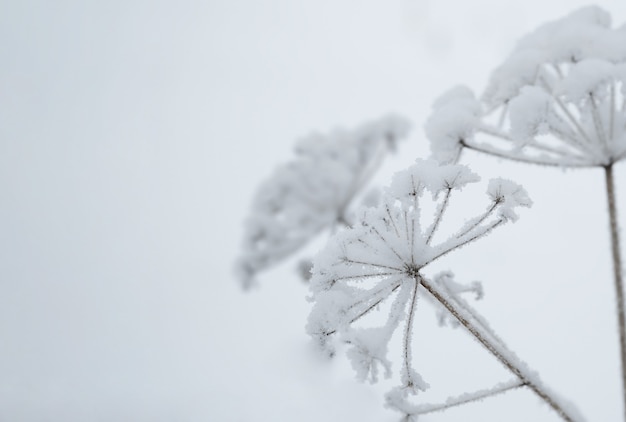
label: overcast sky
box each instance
[2,1,626,421]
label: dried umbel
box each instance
[306,160,579,421]
[427,6,626,168]
[236,114,411,288]
[307,160,529,354]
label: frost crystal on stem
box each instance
[308,160,579,421]
[235,115,411,288]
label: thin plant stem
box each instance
[403,278,420,388]
[460,141,561,167]
[610,83,616,141]
[385,204,401,237]
[324,280,403,336]
[605,164,626,421]
[429,219,505,265]
[497,103,508,129]
[456,201,499,238]
[356,238,403,267]
[554,97,592,145]
[349,283,402,324]
[478,125,586,160]
[420,277,583,422]
[590,93,609,153]
[330,271,397,282]
[460,140,596,168]
[551,63,564,79]
[410,177,420,263]
[452,145,464,164]
[371,226,405,263]
[540,78,595,148]
[441,283,508,350]
[535,76,596,156]
[426,188,452,245]
[342,257,403,272]
[410,379,525,416]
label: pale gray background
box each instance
[1,1,626,421]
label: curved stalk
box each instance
[605,164,626,421]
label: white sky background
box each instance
[2,0,626,421]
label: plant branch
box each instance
[456,201,499,238]
[330,271,398,283]
[539,76,596,149]
[610,83,616,141]
[426,188,453,245]
[440,281,508,350]
[590,93,609,153]
[428,219,505,266]
[410,177,420,264]
[420,276,584,422]
[478,125,587,161]
[534,75,596,159]
[347,282,402,326]
[371,226,406,263]
[552,97,599,156]
[324,280,403,336]
[385,204,401,238]
[497,103,508,129]
[605,164,626,421]
[402,277,420,389]
[343,257,404,272]
[409,379,525,416]
[460,140,594,168]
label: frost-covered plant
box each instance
[307,160,581,421]
[234,6,626,421]
[427,6,626,168]
[427,6,626,416]
[236,114,411,288]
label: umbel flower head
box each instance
[307,160,531,400]
[235,114,411,289]
[427,6,626,167]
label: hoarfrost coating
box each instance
[235,114,411,288]
[428,5,626,168]
[306,160,551,419]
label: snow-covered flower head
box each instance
[307,160,531,406]
[428,6,626,168]
[236,114,411,288]
[425,86,482,164]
